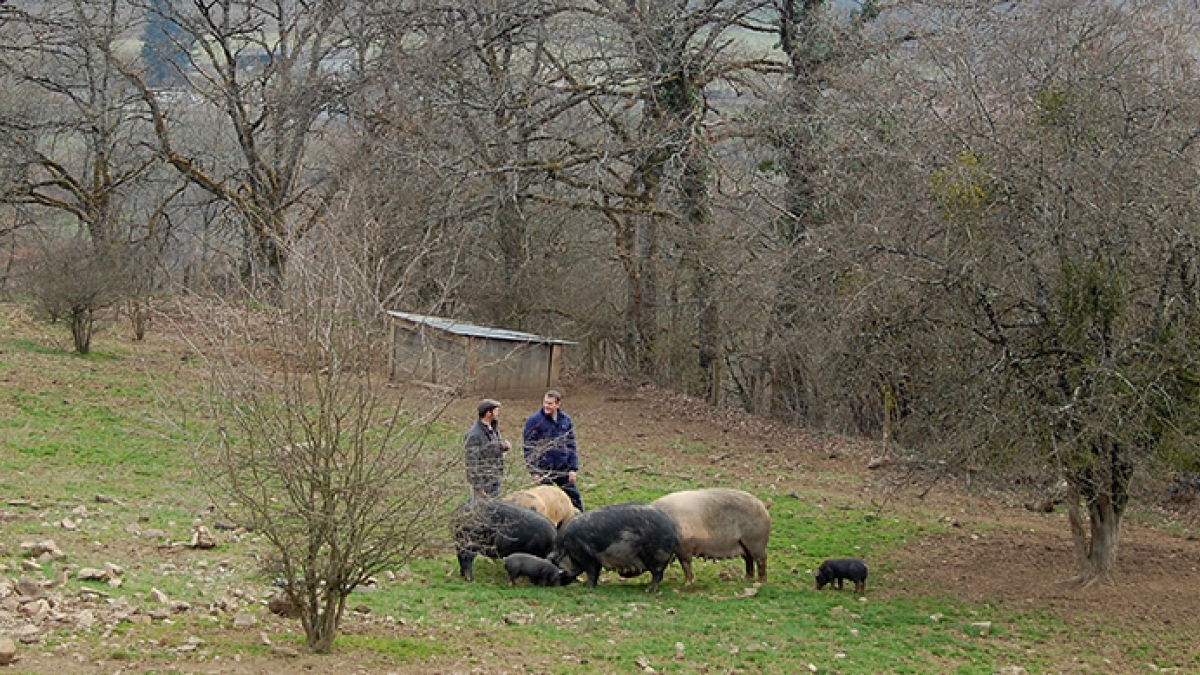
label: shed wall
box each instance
[389,318,565,393]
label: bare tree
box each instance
[829,0,1200,585]
[122,0,377,296]
[185,242,459,652]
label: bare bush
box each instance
[183,252,459,653]
[24,239,140,353]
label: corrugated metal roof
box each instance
[388,311,576,345]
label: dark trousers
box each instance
[539,472,583,511]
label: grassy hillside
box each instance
[0,303,1196,674]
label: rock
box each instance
[970,621,992,636]
[0,637,14,665]
[95,494,117,504]
[20,540,65,560]
[14,578,46,598]
[188,526,216,549]
[11,625,39,644]
[233,612,257,628]
[59,519,78,531]
[267,592,301,619]
[258,632,272,646]
[104,562,124,577]
[150,588,170,604]
[273,646,300,657]
[74,609,96,629]
[77,568,109,581]
[502,612,534,626]
[20,599,49,618]
[21,560,41,572]
[140,529,167,540]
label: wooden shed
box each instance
[388,311,574,393]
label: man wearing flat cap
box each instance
[464,398,511,498]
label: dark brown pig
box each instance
[650,488,771,585]
[452,499,557,582]
[548,503,680,592]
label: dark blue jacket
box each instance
[522,409,577,473]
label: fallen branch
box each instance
[623,465,693,480]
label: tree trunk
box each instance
[1064,442,1131,586]
[71,306,95,354]
[301,589,347,654]
[243,225,287,300]
[1066,482,1121,586]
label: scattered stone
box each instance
[0,637,14,665]
[970,621,992,636]
[188,525,216,549]
[20,599,49,618]
[929,613,944,622]
[59,519,78,531]
[148,608,172,620]
[15,578,45,598]
[74,609,96,629]
[140,529,167,540]
[76,568,109,582]
[233,612,257,628]
[94,494,117,504]
[258,632,272,646]
[502,612,534,626]
[11,625,39,644]
[996,667,1027,675]
[635,656,657,674]
[20,560,41,572]
[273,646,300,657]
[267,592,300,619]
[150,588,170,604]
[736,587,758,599]
[104,562,124,577]
[20,540,65,560]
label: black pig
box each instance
[815,557,868,593]
[503,552,575,587]
[548,503,680,592]
[452,499,557,582]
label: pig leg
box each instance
[583,562,602,588]
[854,579,865,594]
[679,554,695,585]
[458,551,477,582]
[647,567,665,593]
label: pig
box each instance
[503,485,580,528]
[815,557,868,593]
[452,499,557,582]
[650,488,771,585]
[548,502,681,592]
[503,552,576,587]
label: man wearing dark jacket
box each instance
[522,389,582,511]
[464,399,511,498]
